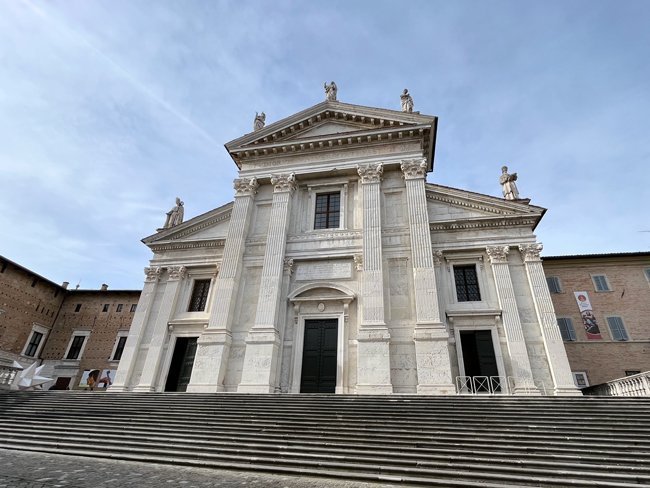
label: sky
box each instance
[1,0,649,290]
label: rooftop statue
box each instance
[400,89,414,113]
[324,81,337,101]
[500,166,520,200]
[164,197,184,229]
[253,112,266,131]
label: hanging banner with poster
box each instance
[574,291,602,339]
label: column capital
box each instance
[400,158,428,180]
[357,163,383,184]
[270,172,297,193]
[233,177,259,197]
[519,243,543,262]
[283,258,294,276]
[144,266,163,282]
[486,245,510,264]
[432,250,444,265]
[167,265,187,281]
[353,253,363,271]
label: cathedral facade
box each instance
[112,95,578,396]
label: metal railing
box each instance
[456,376,507,394]
[583,371,650,396]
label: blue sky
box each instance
[1,1,649,290]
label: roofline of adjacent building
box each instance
[0,255,66,291]
[542,251,650,261]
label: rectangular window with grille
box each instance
[188,279,211,312]
[314,192,340,230]
[592,274,611,292]
[25,331,43,357]
[112,336,127,361]
[546,276,562,293]
[130,304,137,313]
[606,316,629,341]
[454,265,481,302]
[557,318,576,341]
[66,335,86,360]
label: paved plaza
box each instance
[0,449,396,488]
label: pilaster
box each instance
[187,177,258,392]
[134,266,186,392]
[356,163,392,394]
[519,243,581,396]
[110,266,162,391]
[486,245,538,395]
[401,159,454,394]
[239,173,296,393]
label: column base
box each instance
[186,383,223,393]
[131,385,156,393]
[553,386,583,396]
[238,329,281,393]
[187,329,231,392]
[417,384,456,395]
[357,326,392,393]
[414,327,455,395]
[107,385,129,392]
[356,384,393,394]
[237,384,277,394]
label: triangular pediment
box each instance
[142,202,233,250]
[282,120,378,140]
[426,184,545,230]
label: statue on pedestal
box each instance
[253,112,266,131]
[324,81,337,101]
[500,166,520,200]
[164,197,184,229]
[400,89,414,113]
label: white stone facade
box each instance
[112,100,579,396]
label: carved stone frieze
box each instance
[400,159,428,180]
[144,266,163,282]
[486,245,510,264]
[432,250,444,265]
[233,177,259,197]
[357,163,383,184]
[283,258,294,276]
[353,254,363,271]
[270,173,297,193]
[519,243,543,262]
[167,265,188,281]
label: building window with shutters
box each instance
[314,192,341,230]
[546,276,562,293]
[591,274,611,292]
[64,332,90,360]
[606,316,629,341]
[453,265,481,302]
[557,318,576,341]
[188,279,211,312]
[110,333,129,361]
[24,332,43,357]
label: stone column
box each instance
[401,159,455,394]
[356,163,392,394]
[239,173,296,393]
[486,245,538,395]
[519,243,580,396]
[187,177,258,393]
[134,266,187,392]
[110,266,162,391]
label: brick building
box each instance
[0,255,140,390]
[543,252,650,387]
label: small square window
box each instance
[572,372,589,388]
[130,304,137,313]
[592,274,611,292]
[314,192,341,230]
[74,304,82,313]
[116,304,123,313]
[188,279,211,312]
[31,278,37,287]
[606,316,629,341]
[102,304,109,313]
[25,331,44,357]
[546,276,562,293]
[557,318,576,341]
[453,265,481,302]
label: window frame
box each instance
[572,372,589,388]
[606,316,629,341]
[557,317,577,342]
[307,181,348,232]
[591,274,611,292]
[546,276,562,294]
[188,279,211,312]
[313,191,341,230]
[63,330,91,360]
[116,304,123,313]
[22,323,50,358]
[453,264,482,302]
[130,304,137,313]
[102,304,109,313]
[109,331,129,361]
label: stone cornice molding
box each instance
[286,230,362,242]
[429,216,538,232]
[519,243,543,262]
[357,163,383,184]
[270,173,297,193]
[400,158,428,180]
[167,266,188,281]
[144,266,163,282]
[233,177,259,197]
[149,239,226,252]
[486,245,510,264]
[427,193,516,215]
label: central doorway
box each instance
[300,319,338,393]
[165,337,198,392]
[460,330,500,392]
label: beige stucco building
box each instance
[111,96,578,396]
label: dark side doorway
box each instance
[460,330,499,391]
[300,319,337,393]
[165,337,198,392]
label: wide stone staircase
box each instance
[0,392,649,487]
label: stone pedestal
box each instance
[187,330,232,393]
[519,243,581,396]
[356,328,393,394]
[486,246,539,395]
[238,174,295,393]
